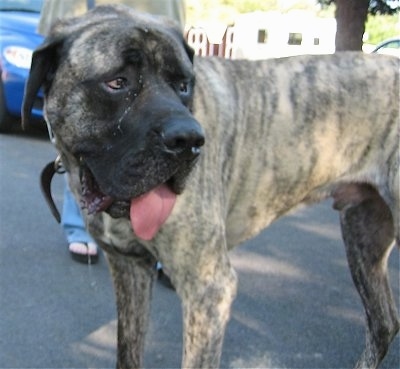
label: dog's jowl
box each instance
[22,4,399,369]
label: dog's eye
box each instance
[179,82,190,96]
[177,81,192,98]
[105,77,128,90]
[179,82,188,94]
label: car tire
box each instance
[0,81,14,133]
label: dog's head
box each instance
[22,4,205,240]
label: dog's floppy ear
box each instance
[184,39,194,64]
[21,36,62,130]
[165,23,194,64]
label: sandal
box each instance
[69,242,99,264]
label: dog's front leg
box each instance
[105,248,156,369]
[172,241,238,369]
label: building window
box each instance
[314,37,320,46]
[258,29,268,44]
[288,32,302,45]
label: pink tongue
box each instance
[130,184,177,241]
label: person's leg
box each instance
[62,178,98,262]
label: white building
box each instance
[231,11,336,60]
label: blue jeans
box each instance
[62,179,95,244]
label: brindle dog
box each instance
[22,4,399,369]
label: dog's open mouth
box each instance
[80,164,181,241]
[129,184,176,241]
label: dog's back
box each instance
[192,52,399,246]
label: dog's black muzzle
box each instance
[155,116,205,159]
[77,108,205,218]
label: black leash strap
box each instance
[40,155,65,223]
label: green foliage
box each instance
[186,0,319,25]
[317,3,335,17]
[318,0,399,14]
[186,0,280,26]
[186,0,238,25]
[365,13,399,44]
[221,0,279,13]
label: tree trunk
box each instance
[335,0,369,51]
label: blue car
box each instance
[0,0,44,132]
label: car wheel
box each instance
[0,81,13,133]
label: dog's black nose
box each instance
[161,118,205,156]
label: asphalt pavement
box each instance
[0,125,399,369]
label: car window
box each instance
[374,40,400,57]
[0,0,43,12]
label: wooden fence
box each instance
[186,26,235,59]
